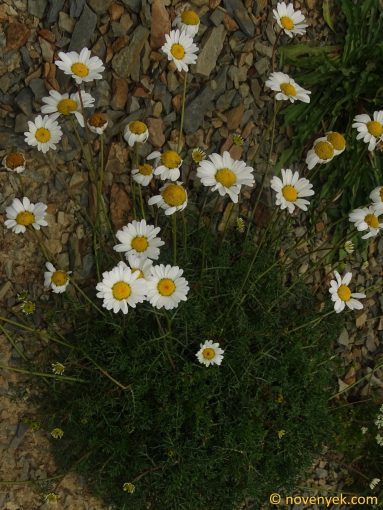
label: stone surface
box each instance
[88,0,114,14]
[226,103,244,130]
[27,0,48,18]
[195,25,226,78]
[46,0,65,23]
[68,4,98,51]
[120,0,141,13]
[111,78,129,110]
[112,26,149,79]
[15,88,33,116]
[147,117,165,147]
[69,0,86,18]
[223,0,254,37]
[6,22,31,51]
[150,0,171,49]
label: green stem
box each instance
[177,72,188,154]
[286,310,335,335]
[0,363,87,383]
[0,324,28,361]
[71,280,107,317]
[172,214,177,265]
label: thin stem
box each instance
[286,310,335,335]
[177,72,188,154]
[0,363,87,383]
[271,28,283,71]
[0,324,28,361]
[172,214,177,265]
[71,280,107,317]
[29,227,54,262]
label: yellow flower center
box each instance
[327,132,346,151]
[280,82,296,97]
[161,150,182,169]
[367,120,383,138]
[16,211,35,226]
[131,268,144,279]
[129,120,147,135]
[162,184,187,207]
[51,271,68,286]
[112,281,132,300]
[71,62,89,78]
[202,347,215,360]
[314,141,334,160]
[171,43,185,60]
[191,148,206,163]
[131,236,149,252]
[35,127,51,143]
[215,168,237,188]
[138,163,153,176]
[157,278,176,296]
[282,185,298,202]
[337,284,351,302]
[57,98,78,115]
[181,9,200,25]
[365,213,379,229]
[5,152,24,169]
[280,15,294,30]
[88,112,107,128]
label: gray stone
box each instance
[69,4,97,51]
[29,79,47,101]
[88,0,113,13]
[69,0,86,18]
[255,56,269,76]
[184,66,228,134]
[15,88,34,116]
[15,114,29,133]
[210,8,225,26]
[112,26,149,79]
[111,21,127,37]
[28,0,48,18]
[20,47,33,69]
[216,89,237,111]
[223,0,254,37]
[46,0,65,23]
[59,11,76,33]
[0,75,12,94]
[120,0,141,13]
[8,422,29,449]
[95,80,111,107]
[195,25,226,78]
[254,41,272,58]
[153,81,172,114]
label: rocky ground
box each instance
[0,0,382,508]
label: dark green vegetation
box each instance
[279,0,383,213]
[44,237,341,510]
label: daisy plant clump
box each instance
[4,4,382,510]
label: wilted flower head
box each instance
[51,427,64,439]
[124,121,149,147]
[44,492,59,504]
[2,152,26,173]
[232,134,244,146]
[87,112,108,134]
[344,240,355,255]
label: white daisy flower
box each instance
[329,271,366,314]
[148,181,188,216]
[44,262,71,293]
[265,72,311,103]
[196,151,254,203]
[270,168,314,214]
[2,152,26,173]
[369,186,383,213]
[349,206,383,239]
[196,340,224,367]
[87,112,108,134]
[55,47,105,85]
[123,121,149,147]
[326,131,346,155]
[96,261,147,314]
[4,197,48,234]
[161,29,198,73]
[305,137,335,170]
[174,9,200,37]
[24,115,63,154]
[273,2,308,37]
[147,150,183,182]
[113,219,165,260]
[352,111,383,151]
[41,90,94,128]
[126,254,153,280]
[132,159,155,187]
[147,264,189,310]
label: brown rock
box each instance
[229,144,243,160]
[223,13,239,32]
[147,117,165,148]
[110,184,131,229]
[109,2,125,20]
[226,103,244,130]
[150,0,170,49]
[111,78,128,110]
[6,22,31,51]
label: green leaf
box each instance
[323,0,335,32]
